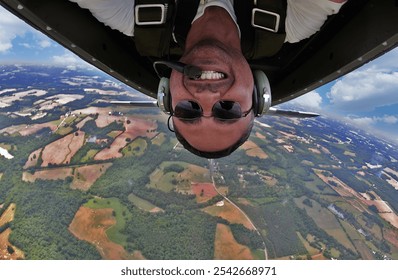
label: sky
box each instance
[0,6,398,144]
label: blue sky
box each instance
[1,6,398,144]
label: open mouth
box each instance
[198,70,226,80]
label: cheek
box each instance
[169,71,188,106]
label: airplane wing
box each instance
[0,0,397,106]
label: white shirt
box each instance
[69,0,346,43]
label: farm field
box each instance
[1,65,398,260]
[0,204,24,260]
[214,223,256,260]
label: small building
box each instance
[216,201,224,207]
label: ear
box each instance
[252,70,271,117]
[157,77,172,114]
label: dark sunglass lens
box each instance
[174,101,202,119]
[213,101,242,119]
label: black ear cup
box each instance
[252,70,271,117]
[156,70,271,117]
[157,77,172,114]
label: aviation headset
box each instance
[154,61,272,118]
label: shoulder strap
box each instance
[133,0,177,57]
[235,0,287,59]
[172,0,201,50]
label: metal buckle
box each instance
[251,8,280,33]
[135,4,167,26]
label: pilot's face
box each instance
[170,40,254,153]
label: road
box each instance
[209,159,269,260]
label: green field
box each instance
[122,138,147,157]
[85,197,132,246]
[128,193,161,212]
[294,196,356,253]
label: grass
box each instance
[304,173,336,195]
[128,193,159,212]
[107,130,122,138]
[81,149,99,163]
[294,196,356,252]
[122,138,147,157]
[297,232,319,255]
[148,161,190,193]
[84,197,132,246]
[151,133,166,146]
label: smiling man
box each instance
[69,0,347,158]
[169,5,254,158]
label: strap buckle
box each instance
[251,8,280,33]
[135,4,168,26]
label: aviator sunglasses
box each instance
[172,100,252,122]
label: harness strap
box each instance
[173,0,201,50]
[236,0,287,59]
[133,0,176,57]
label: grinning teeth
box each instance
[200,71,225,80]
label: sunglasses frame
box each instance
[172,100,252,122]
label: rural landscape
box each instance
[1,65,398,260]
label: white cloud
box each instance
[52,51,95,70]
[377,115,398,124]
[19,43,32,49]
[345,116,376,128]
[345,115,398,128]
[38,39,51,48]
[0,6,31,53]
[287,91,323,110]
[328,68,398,112]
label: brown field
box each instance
[69,206,144,260]
[311,252,328,260]
[72,106,110,116]
[0,122,58,136]
[384,228,398,249]
[255,132,266,140]
[203,200,255,230]
[95,114,124,128]
[0,203,15,226]
[191,182,218,203]
[41,131,85,166]
[240,140,268,159]
[22,163,111,191]
[71,163,113,191]
[0,203,24,260]
[0,228,25,260]
[94,118,157,161]
[380,213,398,229]
[214,223,255,260]
[308,148,321,154]
[23,148,43,169]
[22,167,73,182]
